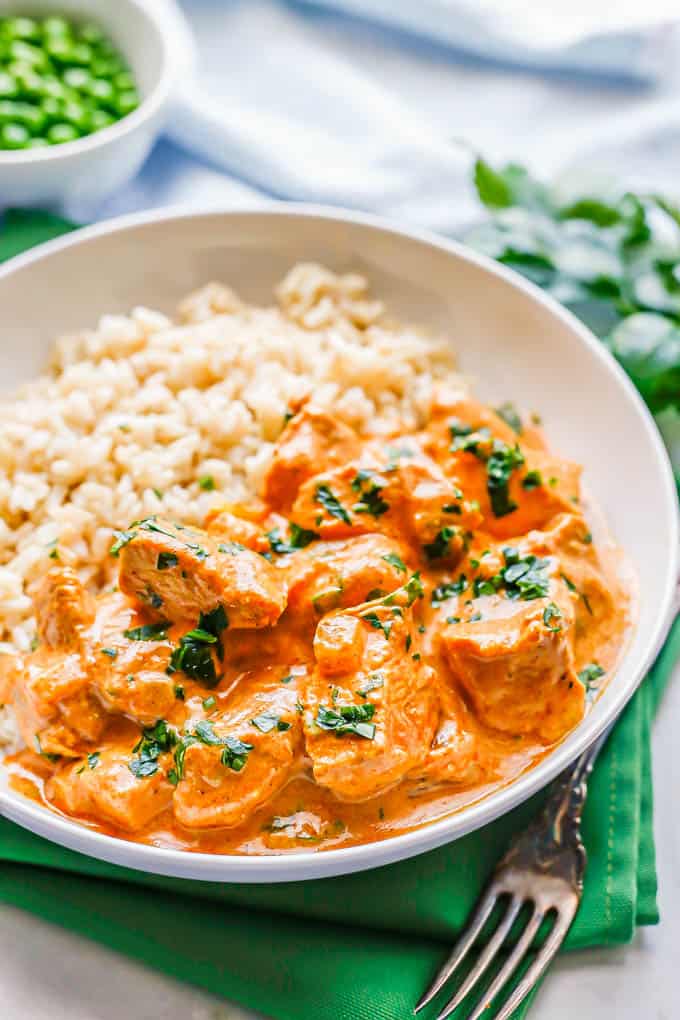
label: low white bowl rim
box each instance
[0,201,677,882]
[0,0,191,164]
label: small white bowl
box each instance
[0,0,193,206]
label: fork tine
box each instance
[492,903,577,1020]
[465,906,544,1020]
[413,887,498,1014]
[434,895,523,1020]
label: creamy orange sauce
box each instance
[4,395,634,854]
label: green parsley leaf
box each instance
[157,552,178,570]
[198,475,215,491]
[315,484,351,524]
[578,662,605,690]
[431,576,467,606]
[381,552,407,574]
[124,621,170,641]
[315,703,376,740]
[543,602,562,632]
[521,470,543,490]
[495,402,523,434]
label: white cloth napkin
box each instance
[67,0,680,235]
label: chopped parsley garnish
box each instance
[382,552,407,574]
[129,719,177,779]
[431,576,467,606]
[251,711,291,734]
[34,735,60,763]
[582,532,593,545]
[174,685,185,700]
[560,573,577,592]
[543,602,562,632]
[357,673,385,697]
[87,751,100,770]
[167,605,229,686]
[280,674,293,684]
[157,552,179,570]
[578,662,605,690]
[362,611,392,640]
[449,417,474,438]
[521,470,543,490]
[198,475,215,491]
[500,548,551,600]
[442,502,462,515]
[495,402,523,434]
[424,526,457,560]
[351,471,390,517]
[382,573,424,608]
[446,615,461,624]
[473,575,503,597]
[218,541,246,555]
[109,529,135,557]
[101,647,118,658]
[452,429,525,517]
[486,441,525,516]
[315,703,376,740]
[124,621,170,642]
[315,484,351,524]
[174,721,254,774]
[267,522,319,554]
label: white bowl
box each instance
[0,0,193,206]
[0,205,677,882]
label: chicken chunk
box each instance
[262,406,361,510]
[284,533,412,619]
[33,566,95,651]
[173,669,302,829]
[48,747,173,831]
[12,569,106,757]
[409,680,501,788]
[440,577,583,743]
[86,594,177,726]
[302,586,438,800]
[117,517,286,629]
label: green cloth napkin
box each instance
[1,209,679,1020]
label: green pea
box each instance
[0,17,41,42]
[0,121,30,148]
[78,23,106,47]
[40,96,63,124]
[8,63,45,98]
[90,56,124,78]
[114,90,139,117]
[62,67,90,91]
[65,42,93,67]
[46,122,79,144]
[87,78,115,106]
[44,37,73,63]
[26,136,49,148]
[61,100,90,132]
[8,40,48,69]
[89,108,114,132]
[0,99,46,132]
[42,17,72,38]
[0,71,18,98]
[41,76,71,101]
[113,70,135,92]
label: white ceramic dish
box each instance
[0,205,677,882]
[0,0,194,206]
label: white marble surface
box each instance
[1,660,678,1020]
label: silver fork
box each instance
[414,729,608,1020]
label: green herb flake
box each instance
[267,522,319,554]
[381,552,407,574]
[198,475,215,491]
[101,647,118,658]
[124,621,170,642]
[522,470,543,490]
[157,552,179,570]
[424,526,456,560]
[578,662,605,690]
[218,541,246,555]
[315,484,351,524]
[543,602,562,632]
[315,703,376,740]
[431,576,467,606]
